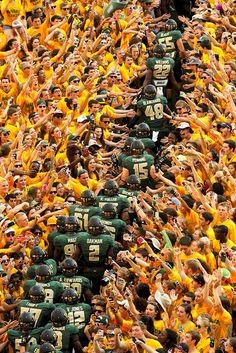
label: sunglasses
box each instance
[50,191,57,194]
[110,75,117,78]
[102,121,110,124]
[51,5,56,8]
[196,325,202,329]
[183,299,192,304]
[202,76,208,79]
[62,7,69,10]
[1,260,9,263]
[196,110,202,113]
[3,132,9,136]
[6,233,15,237]
[38,105,46,108]
[72,80,80,83]
[15,164,22,167]
[72,90,79,93]
[94,309,103,313]
[34,232,42,236]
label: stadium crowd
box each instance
[0,0,235,352]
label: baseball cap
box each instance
[68,134,79,141]
[96,315,109,325]
[220,268,231,279]
[175,343,189,353]
[4,228,15,235]
[150,238,160,250]
[36,100,46,106]
[219,122,232,130]
[77,115,88,123]
[154,290,171,311]
[187,57,201,65]
[69,76,80,83]
[177,122,191,129]
[47,216,57,225]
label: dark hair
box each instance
[135,283,150,299]
[187,330,201,345]
[198,103,208,113]
[201,212,214,224]
[139,314,154,334]
[212,182,224,195]
[179,236,192,246]
[224,140,236,150]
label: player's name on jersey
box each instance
[67,237,77,243]
[145,98,163,104]
[58,277,83,283]
[86,239,103,244]
[70,306,86,311]
[132,157,147,163]
[74,207,90,212]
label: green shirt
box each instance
[146,56,175,87]
[155,29,182,59]
[119,188,138,214]
[27,259,57,279]
[8,328,44,353]
[69,205,102,231]
[59,302,91,335]
[137,96,167,131]
[76,232,114,267]
[53,274,92,301]
[29,345,63,353]
[96,195,129,214]
[101,217,126,241]
[18,300,55,328]
[45,323,80,352]
[53,232,80,259]
[24,280,64,303]
[122,154,155,186]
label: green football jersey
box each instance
[24,280,64,303]
[96,195,129,214]
[29,344,63,353]
[69,205,102,231]
[119,188,138,214]
[101,218,126,241]
[118,152,129,167]
[59,302,91,335]
[44,323,80,352]
[137,137,156,150]
[122,154,154,186]
[8,328,44,353]
[155,29,182,59]
[76,233,114,267]
[146,56,175,87]
[53,232,79,259]
[137,96,167,131]
[27,259,57,280]
[53,274,92,300]
[19,300,55,328]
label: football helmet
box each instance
[61,288,79,305]
[81,190,96,206]
[29,284,45,303]
[103,180,119,196]
[102,203,117,219]
[88,216,104,236]
[51,308,68,327]
[61,258,78,277]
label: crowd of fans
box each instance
[0,0,235,352]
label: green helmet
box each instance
[165,19,177,31]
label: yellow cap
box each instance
[47,216,57,225]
